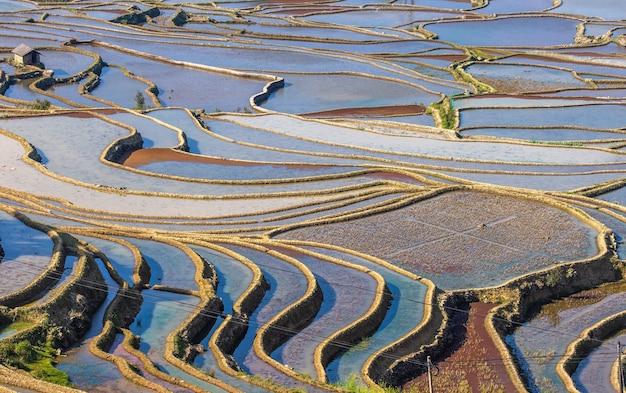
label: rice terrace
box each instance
[1,0,626,391]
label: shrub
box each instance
[14,340,37,363]
[134,91,146,111]
[545,269,563,287]
[31,98,51,110]
[0,341,17,367]
[0,339,70,385]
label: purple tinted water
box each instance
[426,16,579,47]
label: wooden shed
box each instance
[11,44,41,66]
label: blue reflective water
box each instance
[0,211,53,297]
[89,66,149,108]
[427,16,579,47]
[507,291,626,393]
[55,258,131,391]
[130,238,199,291]
[273,252,377,377]
[303,246,428,385]
[78,236,136,286]
[0,0,35,11]
[550,0,626,20]
[573,332,626,393]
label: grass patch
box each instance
[0,339,70,386]
[339,373,401,393]
[527,140,584,147]
[0,320,35,337]
[29,355,71,386]
[426,97,456,129]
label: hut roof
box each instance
[11,43,38,57]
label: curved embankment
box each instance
[89,321,173,393]
[400,300,520,392]
[215,239,389,392]
[260,242,393,383]
[356,184,619,388]
[271,239,428,391]
[88,40,284,114]
[193,238,345,392]
[29,45,105,107]
[84,234,157,391]
[81,230,241,392]
[120,327,207,393]
[0,211,66,308]
[267,182,609,388]
[204,241,270,376]
[89,239,228,393]
[160,240,245,393]
[101,116,145,164]
[77,231,194,392]
[0,211,107,341]
[207,240,329,390]
[0,364,86,393]
[557,309,626,392]
[0,216,107,392]
[378,227,619,389]
[194,238,332,392]
[0,44,104,110]
[365,278,441,386]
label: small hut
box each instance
[11,44,41,66]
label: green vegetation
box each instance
[478,382,506,393]
[470,0,488,8]
[172,334,186,358]
[1,3,622,392]
[453,67,493,94]
[0,320,34,336]
[133,91,146,111]
[545,269,563,287]
[426,97,456,129]
[447,49,500,94]
[0,339,70,386]
[338,373,401,393]
[527,140,584,147]
[414,24,437,39]
[536,280,626,326]
[467,48,498,62]
[31,98,51,110]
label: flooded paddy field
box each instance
[506,281,626,393]
[1,0,626,392]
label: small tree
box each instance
[134,91,146,111]
[0,341,17,367]
[31,98,51,110]
[14,340,37,363]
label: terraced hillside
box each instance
[1,0,626,392]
